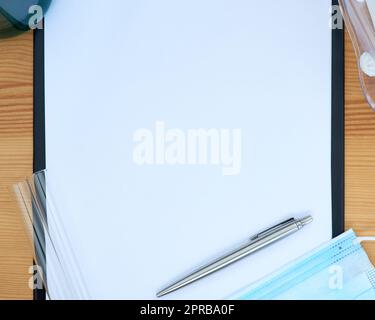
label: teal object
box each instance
[0,0,51,38]
[230,230,375,300]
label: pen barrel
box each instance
[157,217,312,297]
[219,221,301,268]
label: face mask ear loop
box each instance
[354,237,375,245]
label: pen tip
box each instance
[156,290,167,298]
[157,285,179,298]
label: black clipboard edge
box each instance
[331,0,345,238]
[33,27,46,300]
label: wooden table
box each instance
[0,29,375,299]
[0,31,33,300]
[345,31,375,262]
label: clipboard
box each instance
[32,0,345,299]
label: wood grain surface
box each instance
[345,30,375,263]
[0,29,375,299]
[0,31,33,300]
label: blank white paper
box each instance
[367,0,375,28]
[45,0,333,299]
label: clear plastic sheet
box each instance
[340,0,375,111]
[13,170,89,300]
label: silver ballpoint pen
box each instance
[157,215,313,298]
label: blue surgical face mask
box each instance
[230,229,375,300]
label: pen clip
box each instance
[250,218,296,241]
